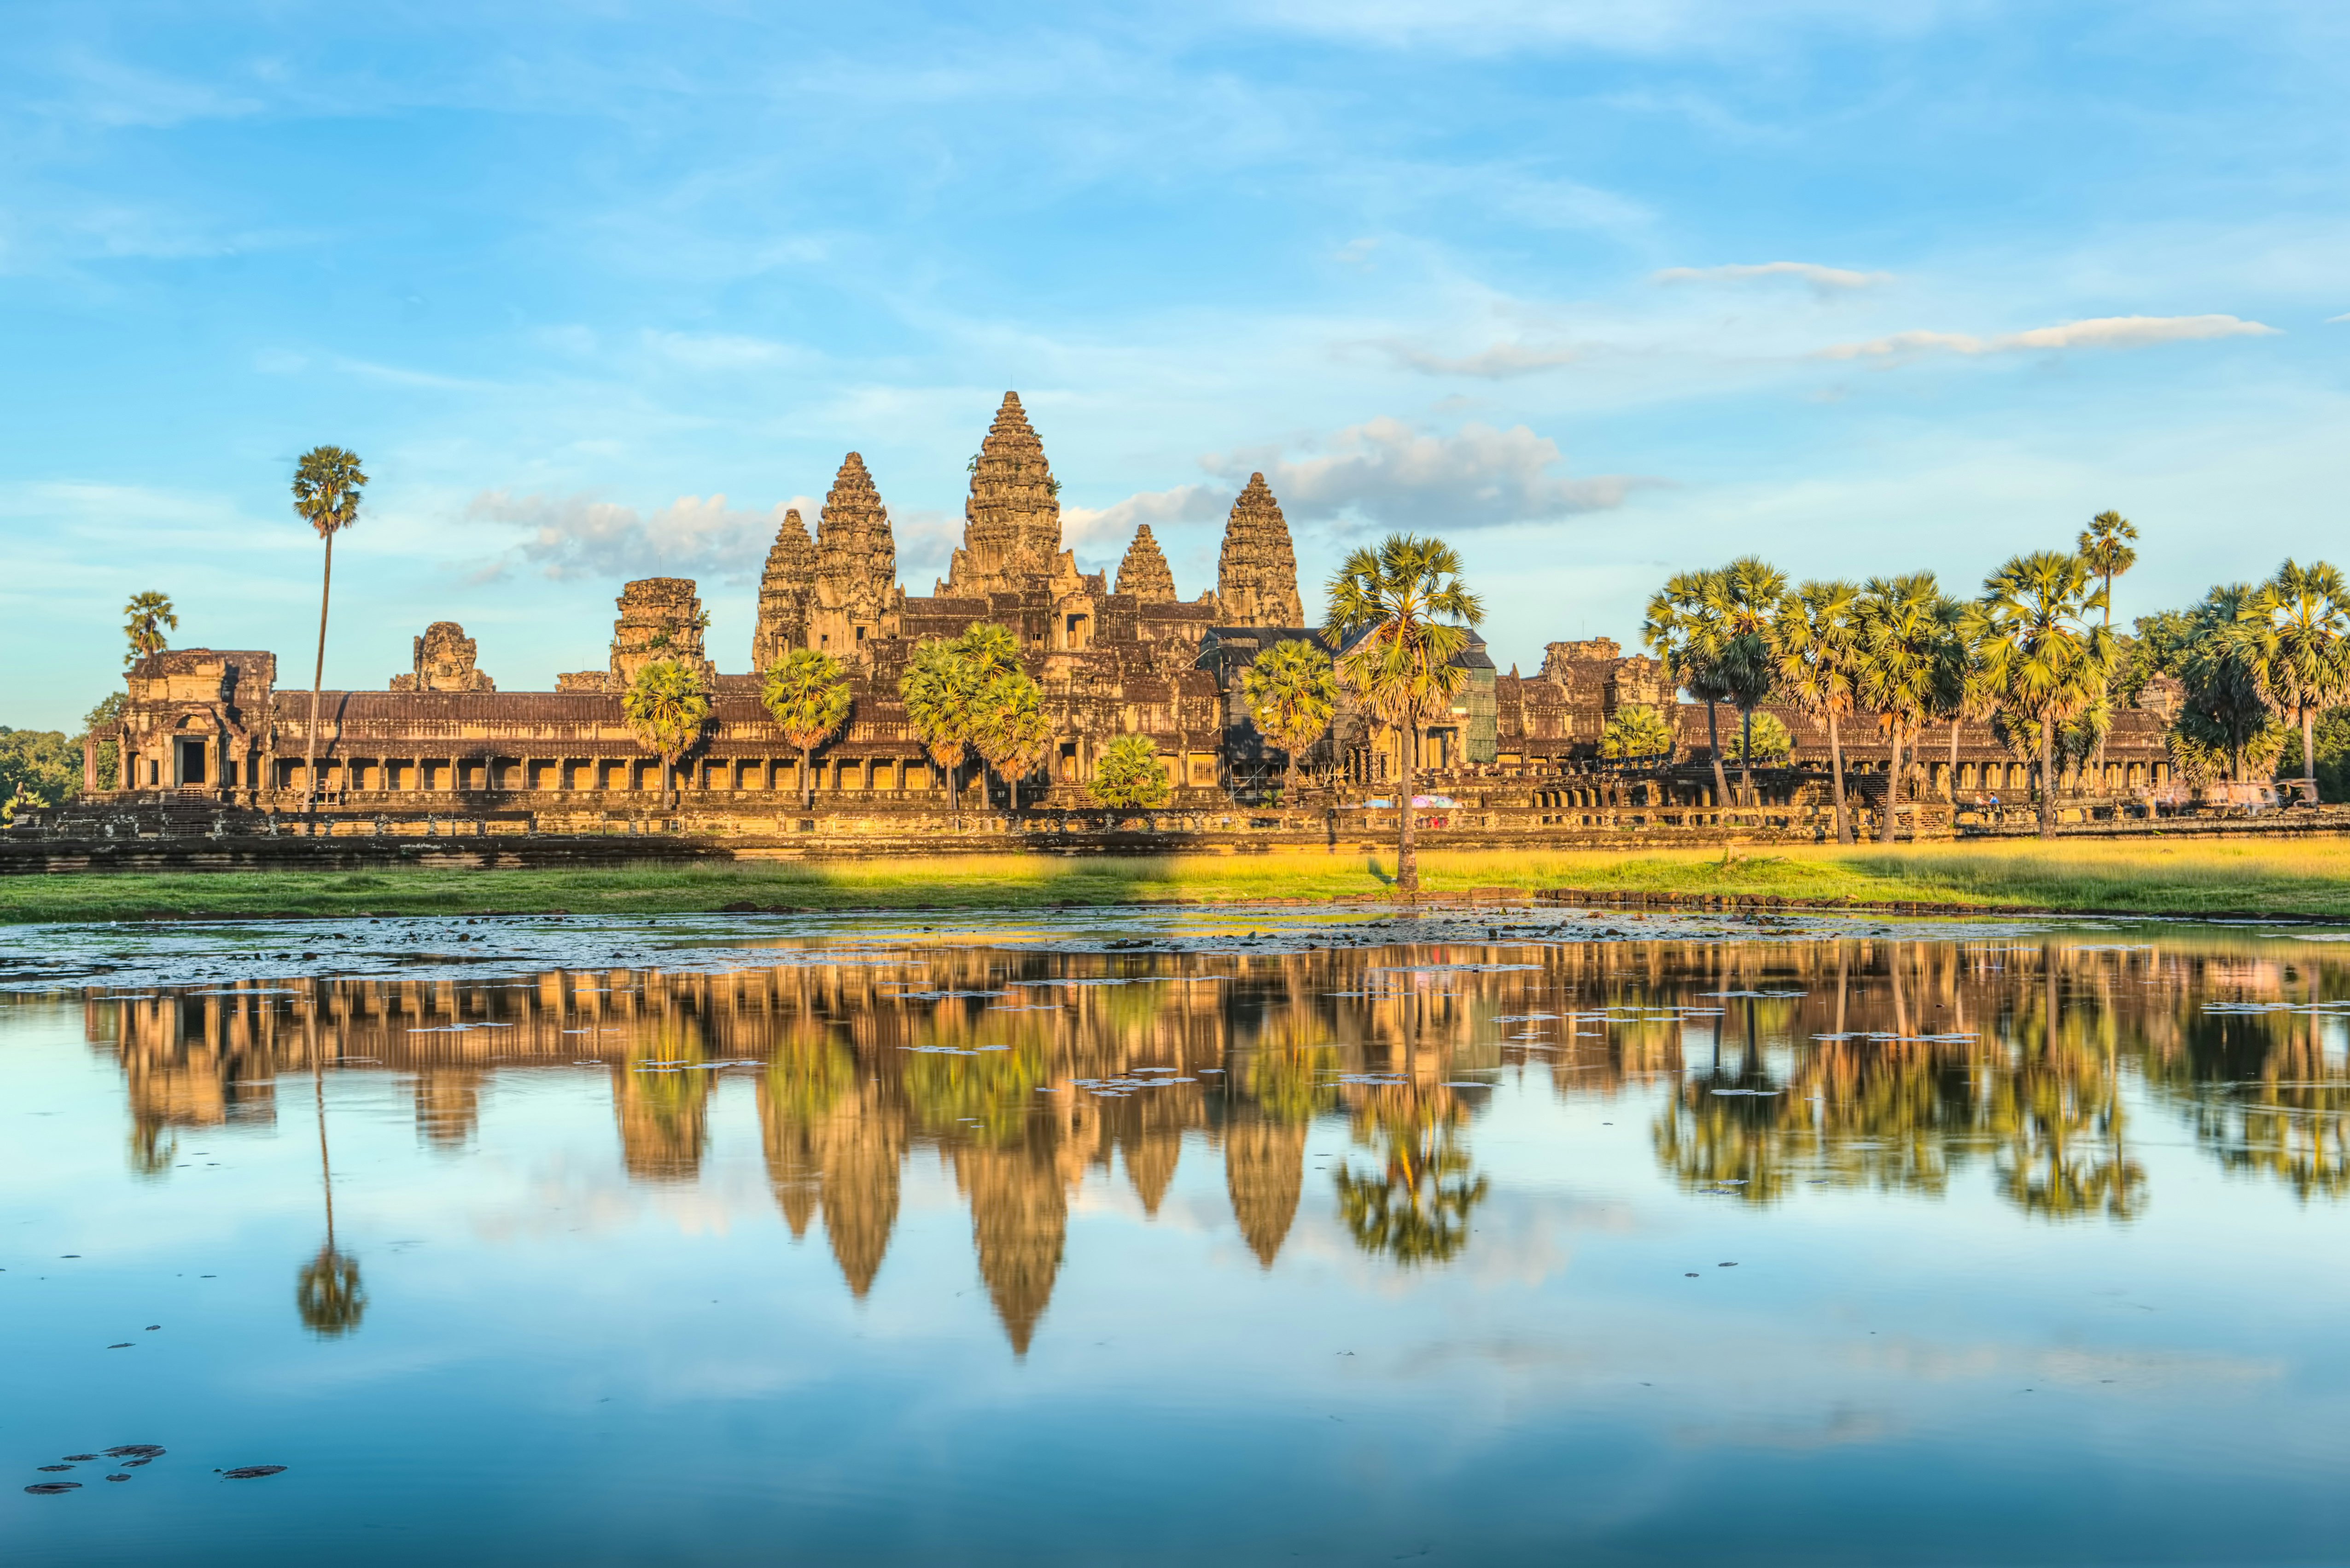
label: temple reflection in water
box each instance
[75,933,2350,1349]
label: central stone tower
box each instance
[945,392,1067,595]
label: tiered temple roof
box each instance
[1215,472,1303,627]
[1114,523,1178,602]
[751,507,815,672]
[945,392,1067,595]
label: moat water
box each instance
[3,905,2348,1565]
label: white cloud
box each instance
[1654,261,1891,291]
[1206,416,1644,530]
[1816,313,2281,361]
[1250,0,1950,54]
[2329,312,2350,324]
[466,490,816,583]
[1377,339,1581,378]
[1058,484,1227,551]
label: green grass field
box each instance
[3,839,2348,922]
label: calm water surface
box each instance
[4,909,2349,1565]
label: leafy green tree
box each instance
[291,446,367,811]
[2238,560,2350,798]
[1856,573,1961,842]
[972,669,1052,810]
[1325,534,1483,896]
[0,728,77,822]
[83,693,125,791]
[1772,579,1861,842]
[1087,732,1170,809]
[2167,586,2288,785]
[623,658,711,810]
[1644,569,1737,811]
[1241,637,1340,800]
[122,590,176,667]
[1722,711,1793,762]
[1703,557,1786,805]
[760,648,852,809]
[1598,703,1674,760]
[1968,552,2117,838]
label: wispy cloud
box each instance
[466,491,815,583]
[1816,313,2281,362]
[641,331,811,371]
[1059,484,1228,550]
[1377,339,1581,378]
[1654,261,1891,291]
[1206,417,1644,530]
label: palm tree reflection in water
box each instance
[298,1016,366,1337]
[1336,1087,1489,1267]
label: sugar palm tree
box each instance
[1772,579,1861,843]
[2237,559,2350,798]
[2076,511,2138,629]
[972,669,1052,810]
[900,640,979,810]
[2168,584,2286,786]
[2076,511,2137,782]
[1643,569,1735,811]
[121,591,177,667]
[291,445,367,813]
[1241,636,1341,802]
[1936,620,1994,804]
[1967,552,2117,839]
[623,658,711,810]
[759,648,852,809]
[1703,557,1786,806]
[1325,535,1483,898]
[1854,573,1960,843]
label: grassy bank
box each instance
[2,839,2349,922]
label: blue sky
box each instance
[4,0,2345,729]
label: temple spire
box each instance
[1215,472,1303,626]
[945,391,1064,595]
[1114,523,1177,602]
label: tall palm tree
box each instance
[1241,636,1341,802]
[2237,559,2350,798]
[760,648,852,810]
[1854,573,1959,843]
[291,446,368,814]
[2076,511,2137,784]
[1772,580,1861,844]
[1644,569,1735,811]
[1703,557,1786,806]
[623,658,711,810]
[121,591,177,667]
[2076,511,2138,629]
[1936,620,1994,805]
[900,639,979,810]
[1325,535,1483,898]
[1967,552,2117,839]
[972,669,1052,810]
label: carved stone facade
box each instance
[1114,525,1177,603]
[391,622,495,694]
[945,393,1066,597]
[750,508,815,672]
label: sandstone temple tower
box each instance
[1114,524,1177,602]
[750,507,815,671]
[944,392,1071,596]
[1215,473,1304,627]
[811,452,902,656]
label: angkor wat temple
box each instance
[74,391,2181,835]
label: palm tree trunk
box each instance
[303,531,335,817]
[1878,725,1901,844]
[1947,717,1961,804]
[1828,711,1851,844]
[1705,700,1730,812]
[1739,706,1756,805]
[801,745,814,810]
[1397,721,1420,897]
[2304,708,2319,793]
[2038,716,2056,839]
